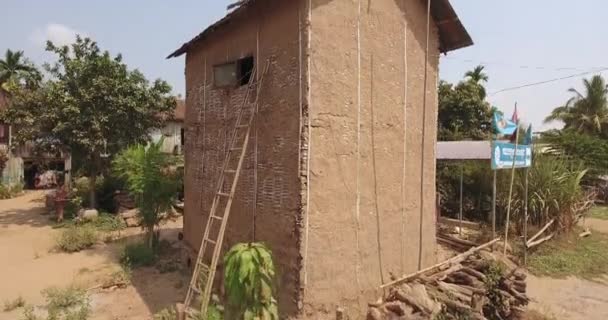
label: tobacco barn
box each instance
[168,0,472,318]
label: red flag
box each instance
[511,105,519,124]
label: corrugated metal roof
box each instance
[167,0,472,59]
[436,141,491,160]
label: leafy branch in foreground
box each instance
[224,243,278,320]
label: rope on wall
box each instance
[197,58,208,219]
[302,0,312,289]
[417,0,432,271]
[252,20,260,241]
[400,0,409,275]
[353,0,363,293]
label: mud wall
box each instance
[183,0,304,316]
[303,0,440,317]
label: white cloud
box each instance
[29,23,85,47]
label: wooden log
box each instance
[380,238,500,289]
[579,230,591,238]
[429,264,463,281]
[437,236,471,250]
[436,281,472,303]
[438,217,481,230]
[513,269,527,281]
[437,233,479,248]
[383,301,409,316]
[471,293,486,313]
[434,295,487,320]
[526,219,555,245]
[526,232,555,249]
[367,307,382,320]
[461,267,487,282]
[447,271,484,288]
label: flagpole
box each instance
[504,103,519,255]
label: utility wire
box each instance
[444,56,608,72]
[489,67,608,95]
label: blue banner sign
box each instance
[491,142,532,170]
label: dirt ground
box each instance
[0,191,189,320]
[525,217,608,320]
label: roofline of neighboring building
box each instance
[167,0,473,59]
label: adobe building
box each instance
[168,0,471,318]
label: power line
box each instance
[443,56,608,72]
[489,67,608,95]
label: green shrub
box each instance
[0,182,24,200]
[56,225,97,252]
[113,140,179,249]
[42,286,90,320]
[64,196,83,220]
[0,184,10,200]
[92,213,126,232]
[9,183,23,196]
[121,242,156,267]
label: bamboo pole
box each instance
[459,163,464,236]
[526,218,555,246]
[492,170,497,241]
[504,106,520,255]
[380,238,500,289]
[523,166,529,264]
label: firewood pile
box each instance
[368,241,528,320]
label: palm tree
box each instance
[465,65,489,84]
[0,49,40,92]
[464,65,489,99]
[544,75,608,136]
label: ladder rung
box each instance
[217,192,230,197]
[190,286,201,295]
[204,238,217,245]
[236,124,248,128]
[224,169,236,174]
[211,215,223,220]
[230,147,243,151]
[198,261,210,270]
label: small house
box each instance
[169,0,471,318]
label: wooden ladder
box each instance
[183,60,269,318]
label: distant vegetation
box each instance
[437,67,607,236]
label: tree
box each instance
[465,65,489,84]
[437,79,492,141]
[464,65,488,99]
[0,49,41,93]
[113,140,179,248]
[544,75,608,136]
[3,36,176,207]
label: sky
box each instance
[1,0,607,132]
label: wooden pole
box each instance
[504,105,520,255]
[459,163,464,236]
[492,170,497,241]
[176,303,185,320]
[523,166,529,265]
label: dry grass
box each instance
[3,296,25,312]
[528,228,608,278]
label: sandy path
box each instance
[582,217,608,233]
[0,191,188,320]
[528,275,608,320]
